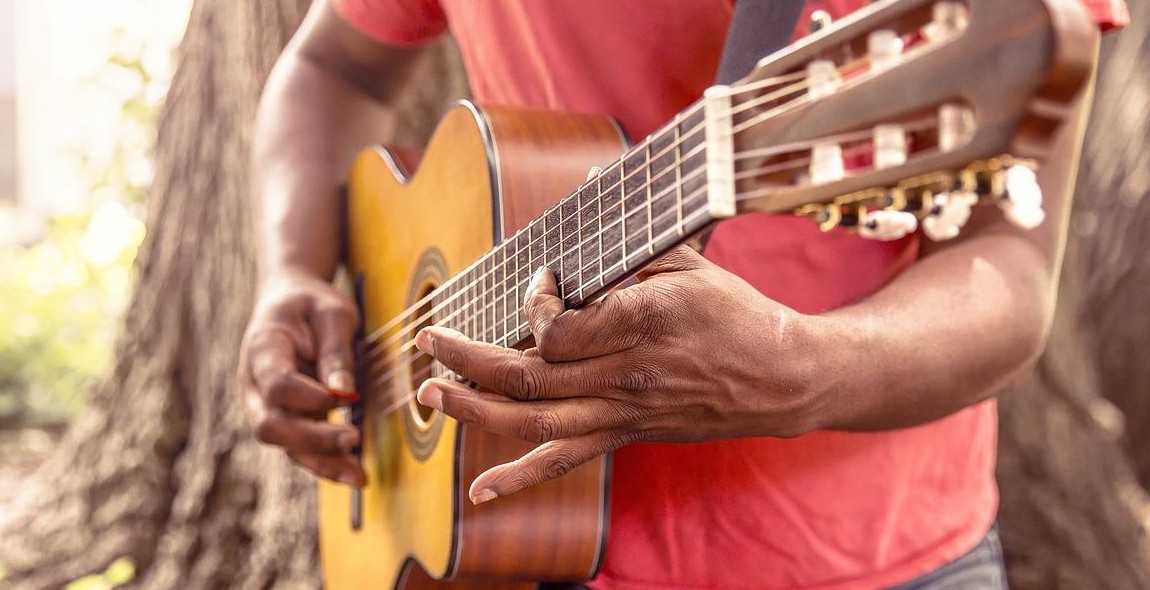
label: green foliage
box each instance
[0,28,167,423]
[0,205,144,420]
[62,557,136,590]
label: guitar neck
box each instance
[431,104,720,347]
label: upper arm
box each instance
[286,0,426,104]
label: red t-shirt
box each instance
[331,1,1123,588]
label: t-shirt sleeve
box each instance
[331,0,448,46]
[1082,0,1130,32]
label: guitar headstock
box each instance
[706,0,1096,241]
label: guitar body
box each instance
[319,102,627,589]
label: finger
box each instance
[636,244,711,279]
[248,326,340,414]
[417,378,640,444]
[467,429,637,504]
[311,301,360,399]
[287,451,367,488]
[254,408,360,456]
[413,326,609,401]
[522,269,657,362]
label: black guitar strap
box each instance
[715,0,807,85]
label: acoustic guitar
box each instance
[319,0,1096,587]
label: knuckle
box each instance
[532,317,567,360]
[495,356,545,400]
[611,366,661,396]
[307,428,342,453]
[541,450,577,480]
[523,409,561,444]
[445,397,486,428]
[255,418,278,445]
[614,428,648,447]
[315,297,360,328]
[264,371,294,403]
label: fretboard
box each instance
[429,104,717,348]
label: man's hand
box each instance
[240,272,367,487]
[414,246,823,505]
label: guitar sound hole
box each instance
[408,285,437,425]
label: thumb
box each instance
[637,245,711,280]
[312,303,360,400]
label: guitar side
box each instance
[319,102,626,589]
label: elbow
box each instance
[984,279,1058,401]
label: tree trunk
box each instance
[0,2,465,588]
[1,1,1148,589]
[996,3,1150,587]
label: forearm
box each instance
[252,50,392,284]
[809,231,1056,430]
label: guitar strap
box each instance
[715,0,807,85]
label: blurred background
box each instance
[1,0,189,492]
[0,1,1147,589]
[0,6,191,589]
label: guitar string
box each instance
[356,50,914,370]
[356,71,817,348]
[358,108,928,372]
[355,83,819,362]
[357,133,902,389]
[365,201,716,395]
[361,168,712,381]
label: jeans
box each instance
[887,525,1009,590]
[539,525,1009,590]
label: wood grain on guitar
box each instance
[319,0,1096,587]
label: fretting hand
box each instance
[414,246,823,505]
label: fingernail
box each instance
[414,328,436,354]
[338,473,360,487]
[525,267,546,298]
[417,382,444,411]
[326,370,357,399]
[471,488,497,505]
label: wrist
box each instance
[773,310,853,436]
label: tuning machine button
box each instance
[998,164,1045,229]
[859,209,918,241]
[922,190,978,241]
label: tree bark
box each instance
[996,3,1150,587]
[0,2,465,588]
[1,1,1148,589]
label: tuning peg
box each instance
[859,209,918,241]
[922,2,970,42]
[809,144,845,185]
[874,124,907,169]
[922,190,978,241]
[867,29,904,73]
[998,164,1045,229]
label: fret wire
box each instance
[620,157,628,273]
[596,174,605,288]
[645,141,654,255]
[575,186,586,301]
[500,241,510,344]
[675,113,684,237]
